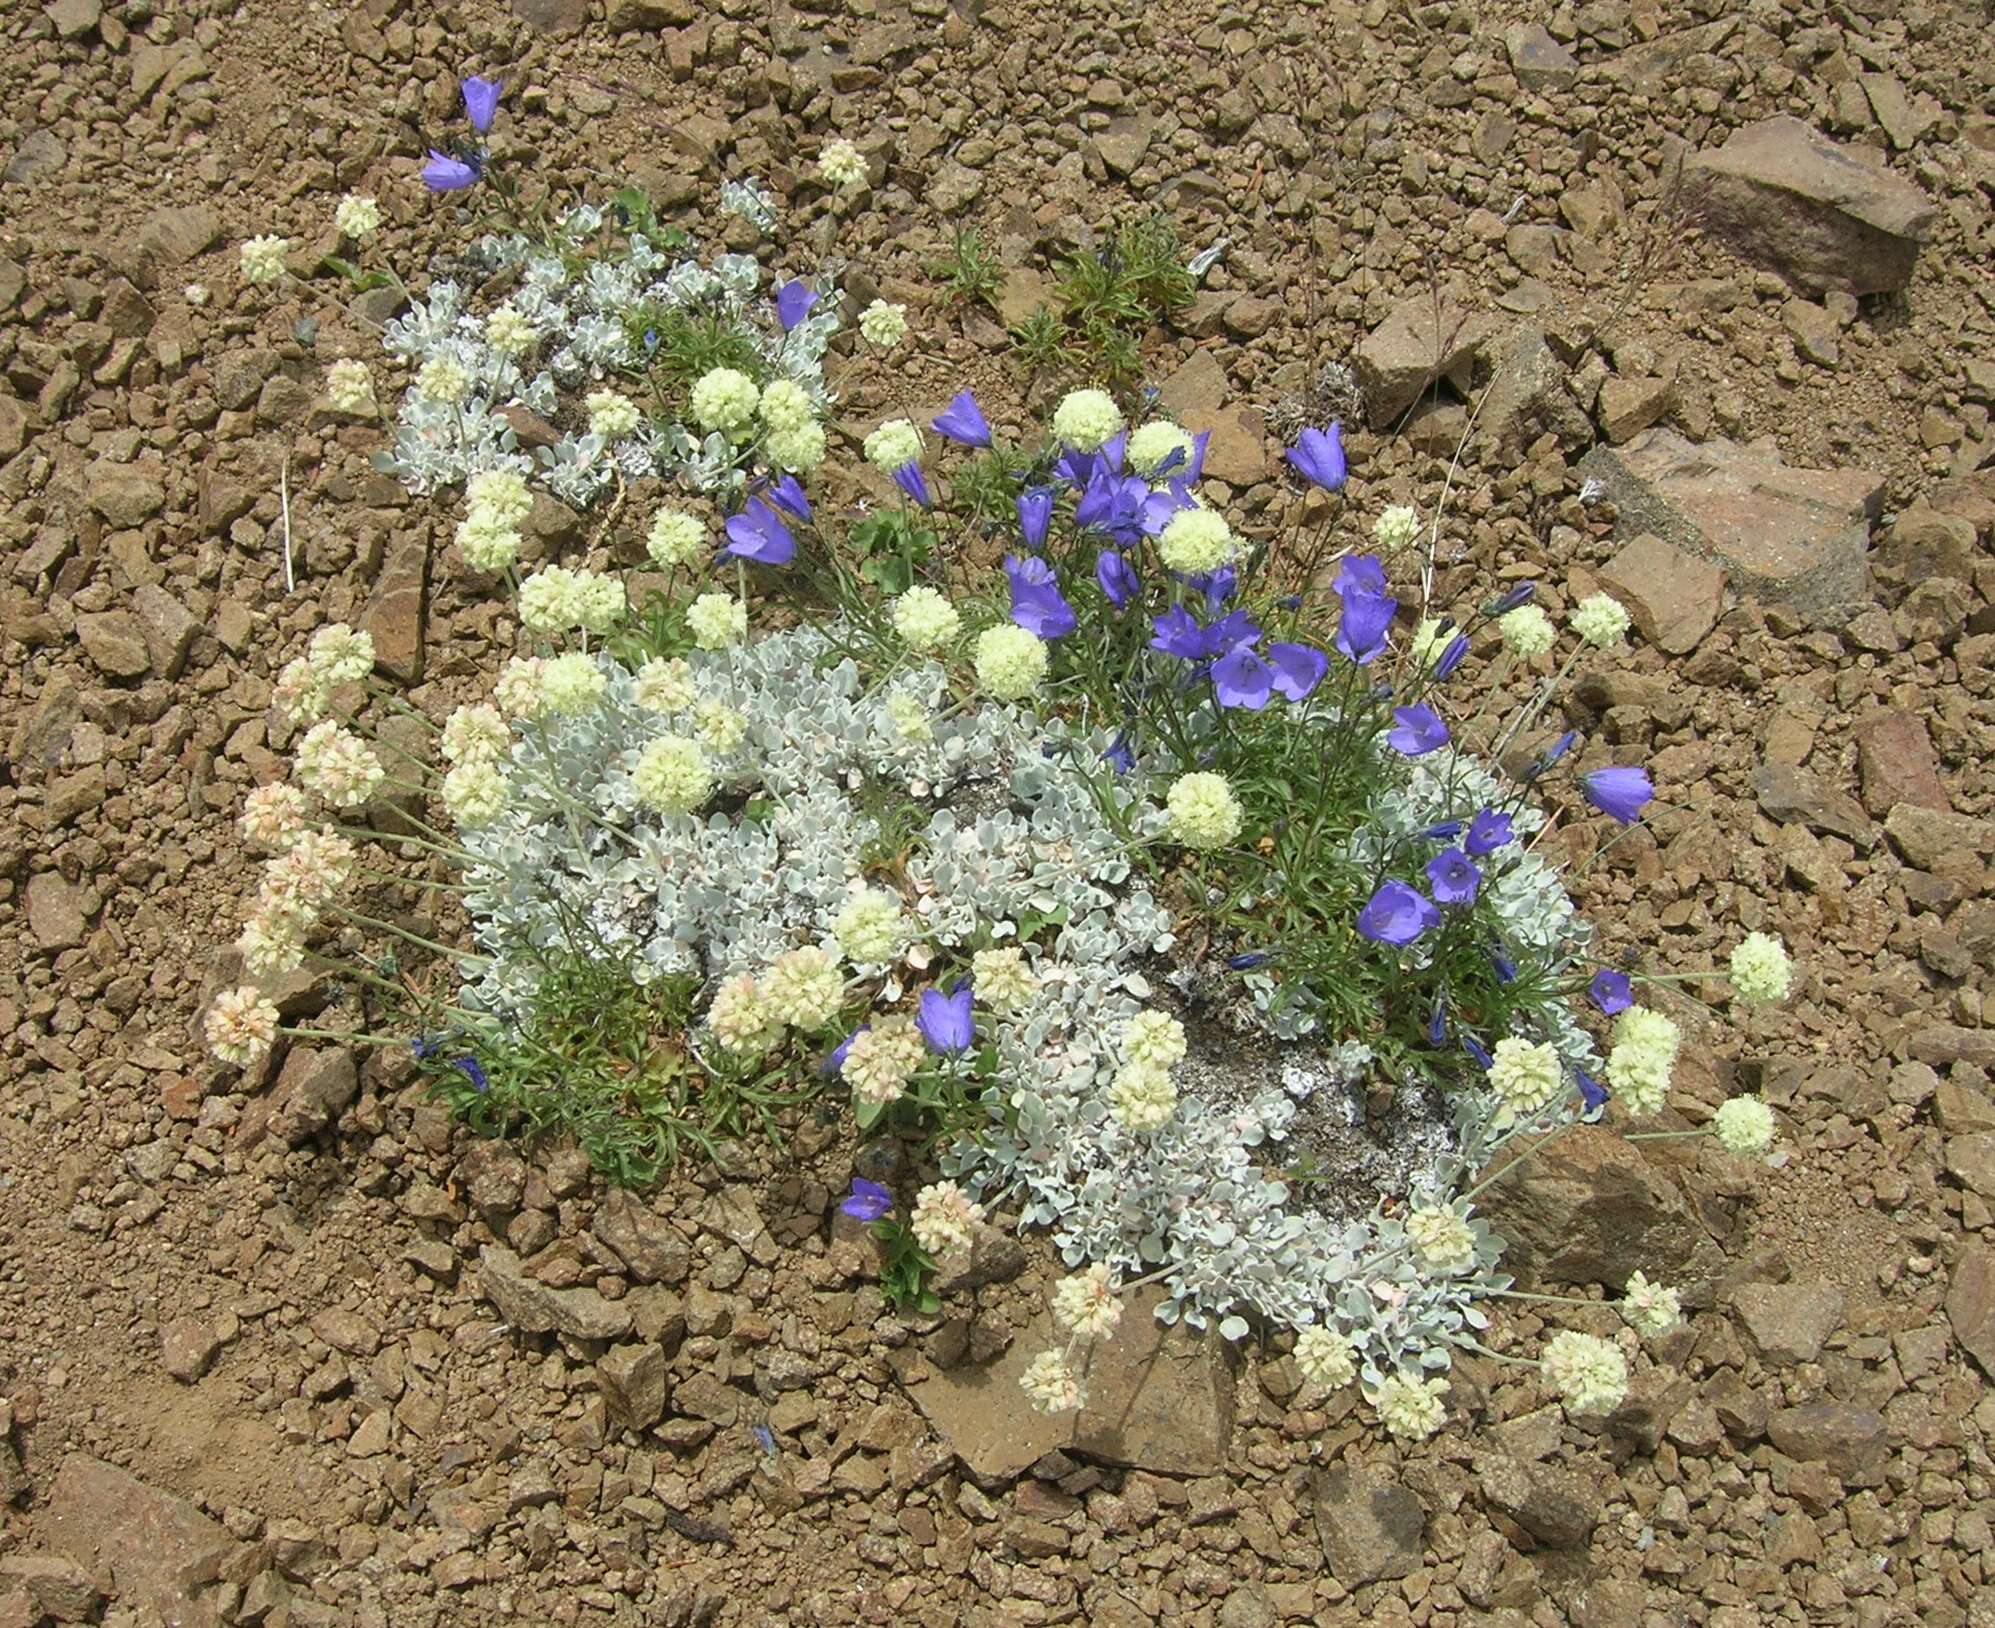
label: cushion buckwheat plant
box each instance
[209,146,1804,1446]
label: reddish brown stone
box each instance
[1854,709,1951,817]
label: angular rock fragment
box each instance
[907,1286,1235,1481]
[1685,116,1934,294]
[1578,429,1884,625]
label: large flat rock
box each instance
[907,1285,1236,1482]
[1685,116,1934,294]
[1578,429,1884,626]
[43,1455,244,1628]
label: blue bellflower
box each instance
[892,462,931,507]
[1464,808,1513,857]
[455,1056,489,1093]
[931,390,992,448]
[1016,487,1054,550]
[917,984,975,1054]
[461,76,503,134]
[1576,1070,1609,1113]
[1006,554,1076,638]
[721,497,796,566]
[1355,880,1440,946]
[1583,765,1655,824]
[840,1176,893,1221]
[1212,645,1275,711]
[1095,550,1139,610]
[1266,642,1328,701]
[1102,730,1136,774]
[1425,847,1480,905]
[1286,423,1348,491]
[1432,631,1471,679]
[1332,555,1398,664]
[1488,582,1537,615]
[1387,703,1449,757]
[775,280,818,331]
[421,150,482,191]
[1589,969,1634,1015]
[766,472,812,523]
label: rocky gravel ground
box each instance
[3,0,1995,1624]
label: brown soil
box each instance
[3,0,1994,1625]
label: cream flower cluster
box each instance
[539,652,608,714]
[1728,933,1792,1006]
[273,622,376,724]
[1570,592,1631,648]
[205,987,280,1066]
[333,194,382,238]
[1406,616,1455,671]
[457,468,532,573]
[585,388,642,440]
[840,1016,926,1105]
[1294,1327,1356,1389]
[1374,1372,1449,1440]
[759,378,812,432]
[1125,420,1195,479]
[517,565,625,635]
[494,656,547,719]
[1157,508,1237,576]
[884,691,931,742]
[1051,1263,1123,1340]
[239,235,290,284]
[690,367,760,434]
[1019,1350,1085,1414]
[632,736,713,815]
[633,657,696,715]
[708,972,783,1059]
[255,829,356,928]
[1164,772,1242,851]
[326,359,376,414]
[1540,1330,1629,1415]
[486,304,537,358]
[818,139,869,191]
[238,914,305,978]
[1621,1270,1682,1337]
[1052,388,1122,453]
[1486,1036,1564,1120]
[1374,504,1421,552]
[694,698,745,754]
[832,889,906,964]
[686,592,747,651]
[1498,603,1555,658]
[1109,1009,1187,1133]
[970,947,1036,1013]
[1405,1205,1477,1274]
[1713,1094,1775,1157]
[646,510,706,569]
[890,586,960,652]
[910,1180,982,1261]
[761,946,845,1031]
[973,625,1047,702]
[765,418,827,474]
[441,704,510,765]
[294,721,384,809]
[1604,1006,1680,1116]
[858,300,907,347]
[239,783,310,850]
[442,761,510,827]
[416,356,471,406]
[862,418,921,473]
